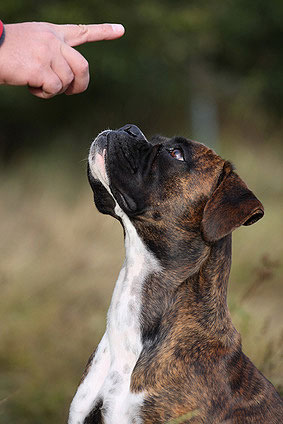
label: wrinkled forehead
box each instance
[150,134,214,153]
[150,134,224,169]
[147,135,225,207]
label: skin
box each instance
[0,21,125,98]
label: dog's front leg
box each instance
[68,333,110,424]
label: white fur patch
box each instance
[68,334,110,423]
[88,132,110,191]
[68,141,161,424]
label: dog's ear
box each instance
[201,162,264,242]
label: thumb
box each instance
[53,23,125,47]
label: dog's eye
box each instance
[169,148,184,161]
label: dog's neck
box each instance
[140,235,238,350]
[107,207,238,368]
[106,208,161,367]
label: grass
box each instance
[0,135,282,423]
[166,410,199,423]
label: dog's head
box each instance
[88,124,263,269]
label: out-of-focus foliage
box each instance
[0,0,283,161]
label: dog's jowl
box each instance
[68,125,283,424]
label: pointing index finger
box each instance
[55,23,125,47]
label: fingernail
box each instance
[111,24,125,34]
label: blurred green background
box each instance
[0,1,282,422]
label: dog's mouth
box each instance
[88,130,111,192]
[89,125,152,215]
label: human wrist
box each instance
[0,20,5,46]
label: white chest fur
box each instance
[68,207,160,424]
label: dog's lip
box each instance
[88,134,109,188]
[90,130,110,157]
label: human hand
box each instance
[0,22,125,99]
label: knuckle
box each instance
[78,24,88,37]
[41,28,59,45]
[100,24,110,35]
[35,44,51,62]
[71,73,89,94]
[65,69,74,86]
[28,69,45,88]
[53,80,63,93]
[80,79,89,93]
[47,77,62,94]
[76,58,89,76]
[36,31,60,59]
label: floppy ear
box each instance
[201,163,264,242]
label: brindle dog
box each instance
[69,125,283,424]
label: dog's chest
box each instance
[94,215,160,423]
[69,210,161,424]
[100,253,147,423]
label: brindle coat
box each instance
[79,126,282,424]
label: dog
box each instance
[68,124,283,424]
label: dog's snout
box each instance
[118,124,144,138]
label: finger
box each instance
[28,70,63,99]
[61,44,89,95]
[51,52,75,94]
[51,23,125,47]
[28,86,58,99]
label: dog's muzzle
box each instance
[88,130,110,189]
[88,125,147,187]
[88,124,156,216]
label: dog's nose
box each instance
[118,124,144,138]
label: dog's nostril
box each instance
[118,124,143,138]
